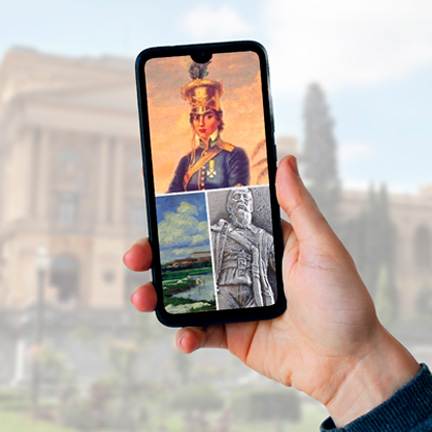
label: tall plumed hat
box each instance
[181,61,223,115]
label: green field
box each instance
[162,265,216,313]
[0,402,327,432]
[0,411,76,432]
[162,265,213,281]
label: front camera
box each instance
[191,49,212,64]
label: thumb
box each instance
[276,155,335,245]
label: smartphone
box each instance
[135,40,285,327]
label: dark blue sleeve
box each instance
[167,155,190,193]
[320,364,432,432]
[228,147,250,186]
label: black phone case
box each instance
[135,40,286,327]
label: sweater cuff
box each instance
[320,363,432,431]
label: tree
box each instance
[347,184,398,323]
[302,83,341,229]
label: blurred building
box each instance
[342,187,432,320]
[0,48,431,386]
[0,47,148,314]
[1,47,432,316]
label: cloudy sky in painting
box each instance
[2,0,432,192]
[156,193,210,264]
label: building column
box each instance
[0,141,6,228]
[112,138,124,225]
[25,128,37,218]
[12,338,27,385]
[97,136,110,224]
[35,130,50,220]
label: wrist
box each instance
[325,325,420,427]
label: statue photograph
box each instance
[208,186,277,309]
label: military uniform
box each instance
[167,135,250,192]
[168,62,250,192]
[211,218,276,310]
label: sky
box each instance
[2,0,432,193]
[156,193,210,263]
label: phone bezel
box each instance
[135,40,286,327]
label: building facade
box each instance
[0,47,148,313]
[0,47,431,321]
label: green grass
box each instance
[151,403,327,432]
[0,411,76,432]
[235,404,326,432]
[0,401,327,432]
[162,266,212,280]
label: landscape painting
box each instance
[155,192,216,314]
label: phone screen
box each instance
[137,43,284,325]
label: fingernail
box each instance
[177,335,198,354]
[289,156,299,176]
[177,336,185,351]
[123,249,131,264]
[130,290,137,304]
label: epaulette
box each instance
[217,140,235,152]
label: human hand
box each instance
[124,155,419,427]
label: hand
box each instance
[124,156,419,427]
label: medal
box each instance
[207,159,217,178]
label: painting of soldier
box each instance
[167,61,249,192]
[144,52,269,194]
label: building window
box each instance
[51,254,79,303]
[414,225,431,269]
[58,193,77,223]
[58,148,80,170]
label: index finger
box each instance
[123,238,153,272]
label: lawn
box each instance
[0,411,76,432]
[0,402,327,432]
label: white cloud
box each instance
[158,202,209,249]
[339,141,375,164]
[265,0,432,94]
[180,5,251,39]
[177,201,198,216]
